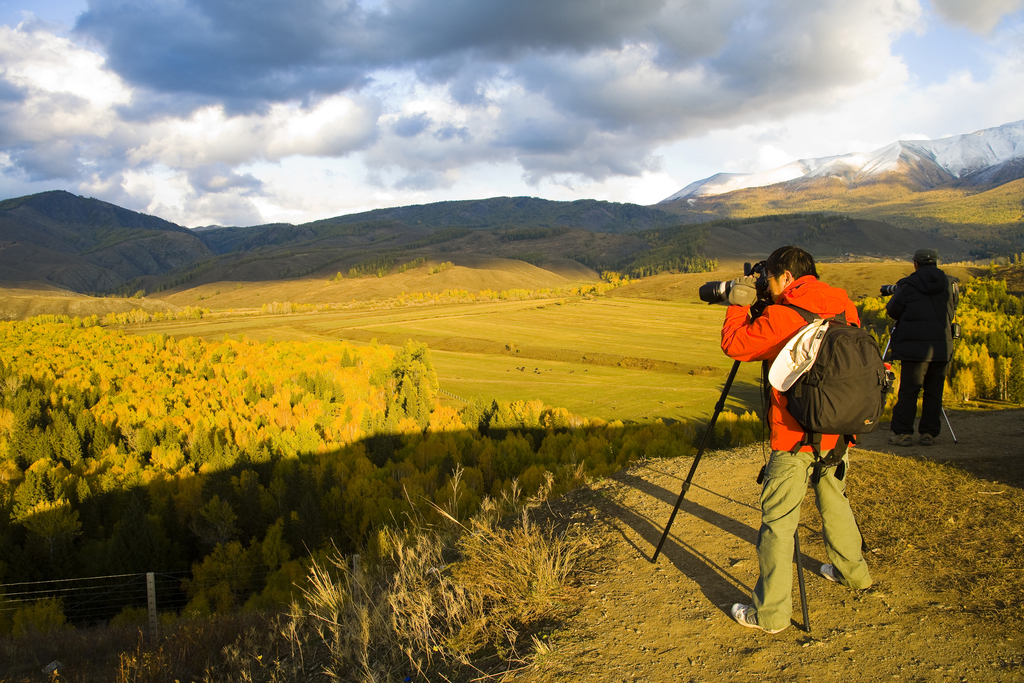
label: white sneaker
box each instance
[731,603,785,634]
[821,564,841,583]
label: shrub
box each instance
[10,598,69,637]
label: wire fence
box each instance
[0,565,277,635]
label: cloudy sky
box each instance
[1,0,1022,227]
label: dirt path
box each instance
[509,409,1024,682]
[856,407,1024,487]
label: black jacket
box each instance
[886,264,958,362]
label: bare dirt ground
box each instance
[510,407,1024,682]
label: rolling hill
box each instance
[658,176,1024,255]
[0,191,211,293]
[0,188,992,299]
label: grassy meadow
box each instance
[0,255,979,428]
[115,258,982,424]
[122,295,765,423]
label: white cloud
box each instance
[1,1,1023,226]
[0,26,126,107]
[128,96,380,170]
[931,0,1024,33]
[757,145,794,170]
[0,25,130,144]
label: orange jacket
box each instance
[720,275,861,453]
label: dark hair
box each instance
[766,246,818,280]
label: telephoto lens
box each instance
[879,284,898,296]
[699,280,731,304]
[701,259,771,305]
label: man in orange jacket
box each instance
[721,246,872,634]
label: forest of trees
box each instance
[0,319,761,632]
[620,225,718,277]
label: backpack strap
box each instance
[788,432,846,463]
[761,359,772,414]
[791,432,847,483]
[784,303,848,327]
[783,304,852,479]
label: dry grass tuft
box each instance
[852,450,1024,619]
[276,473,584,681]
[453,508,580,644]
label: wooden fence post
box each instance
[146,572,158,640]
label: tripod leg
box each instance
[942,407,957,443]
[794,529,810,633]
[652,360,742,562]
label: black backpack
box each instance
[783,305,893,467]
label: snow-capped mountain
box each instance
[661,119,1024,203]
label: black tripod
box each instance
[652,359,812,632]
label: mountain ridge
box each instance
[661,119,1024,202]
[0,190,212,293]
[0,170,1007,295]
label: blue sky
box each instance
[1,0,1022,227]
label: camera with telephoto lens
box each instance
[879,284,898,296]
[699,260,770,304]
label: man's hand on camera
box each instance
[727,276,758,306]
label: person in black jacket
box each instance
[885,248,959,446]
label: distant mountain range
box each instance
[0,192,685,294]
[662,119,1024,202]
[0,189,980,296]
[5,121,1023,295]
[0,191,211,293]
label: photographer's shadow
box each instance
[596,466,819,617]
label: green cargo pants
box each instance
[749,448,872,632]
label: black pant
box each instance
[891,360,948,436]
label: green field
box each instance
[125,296,765,423]
[106,261,989,424]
